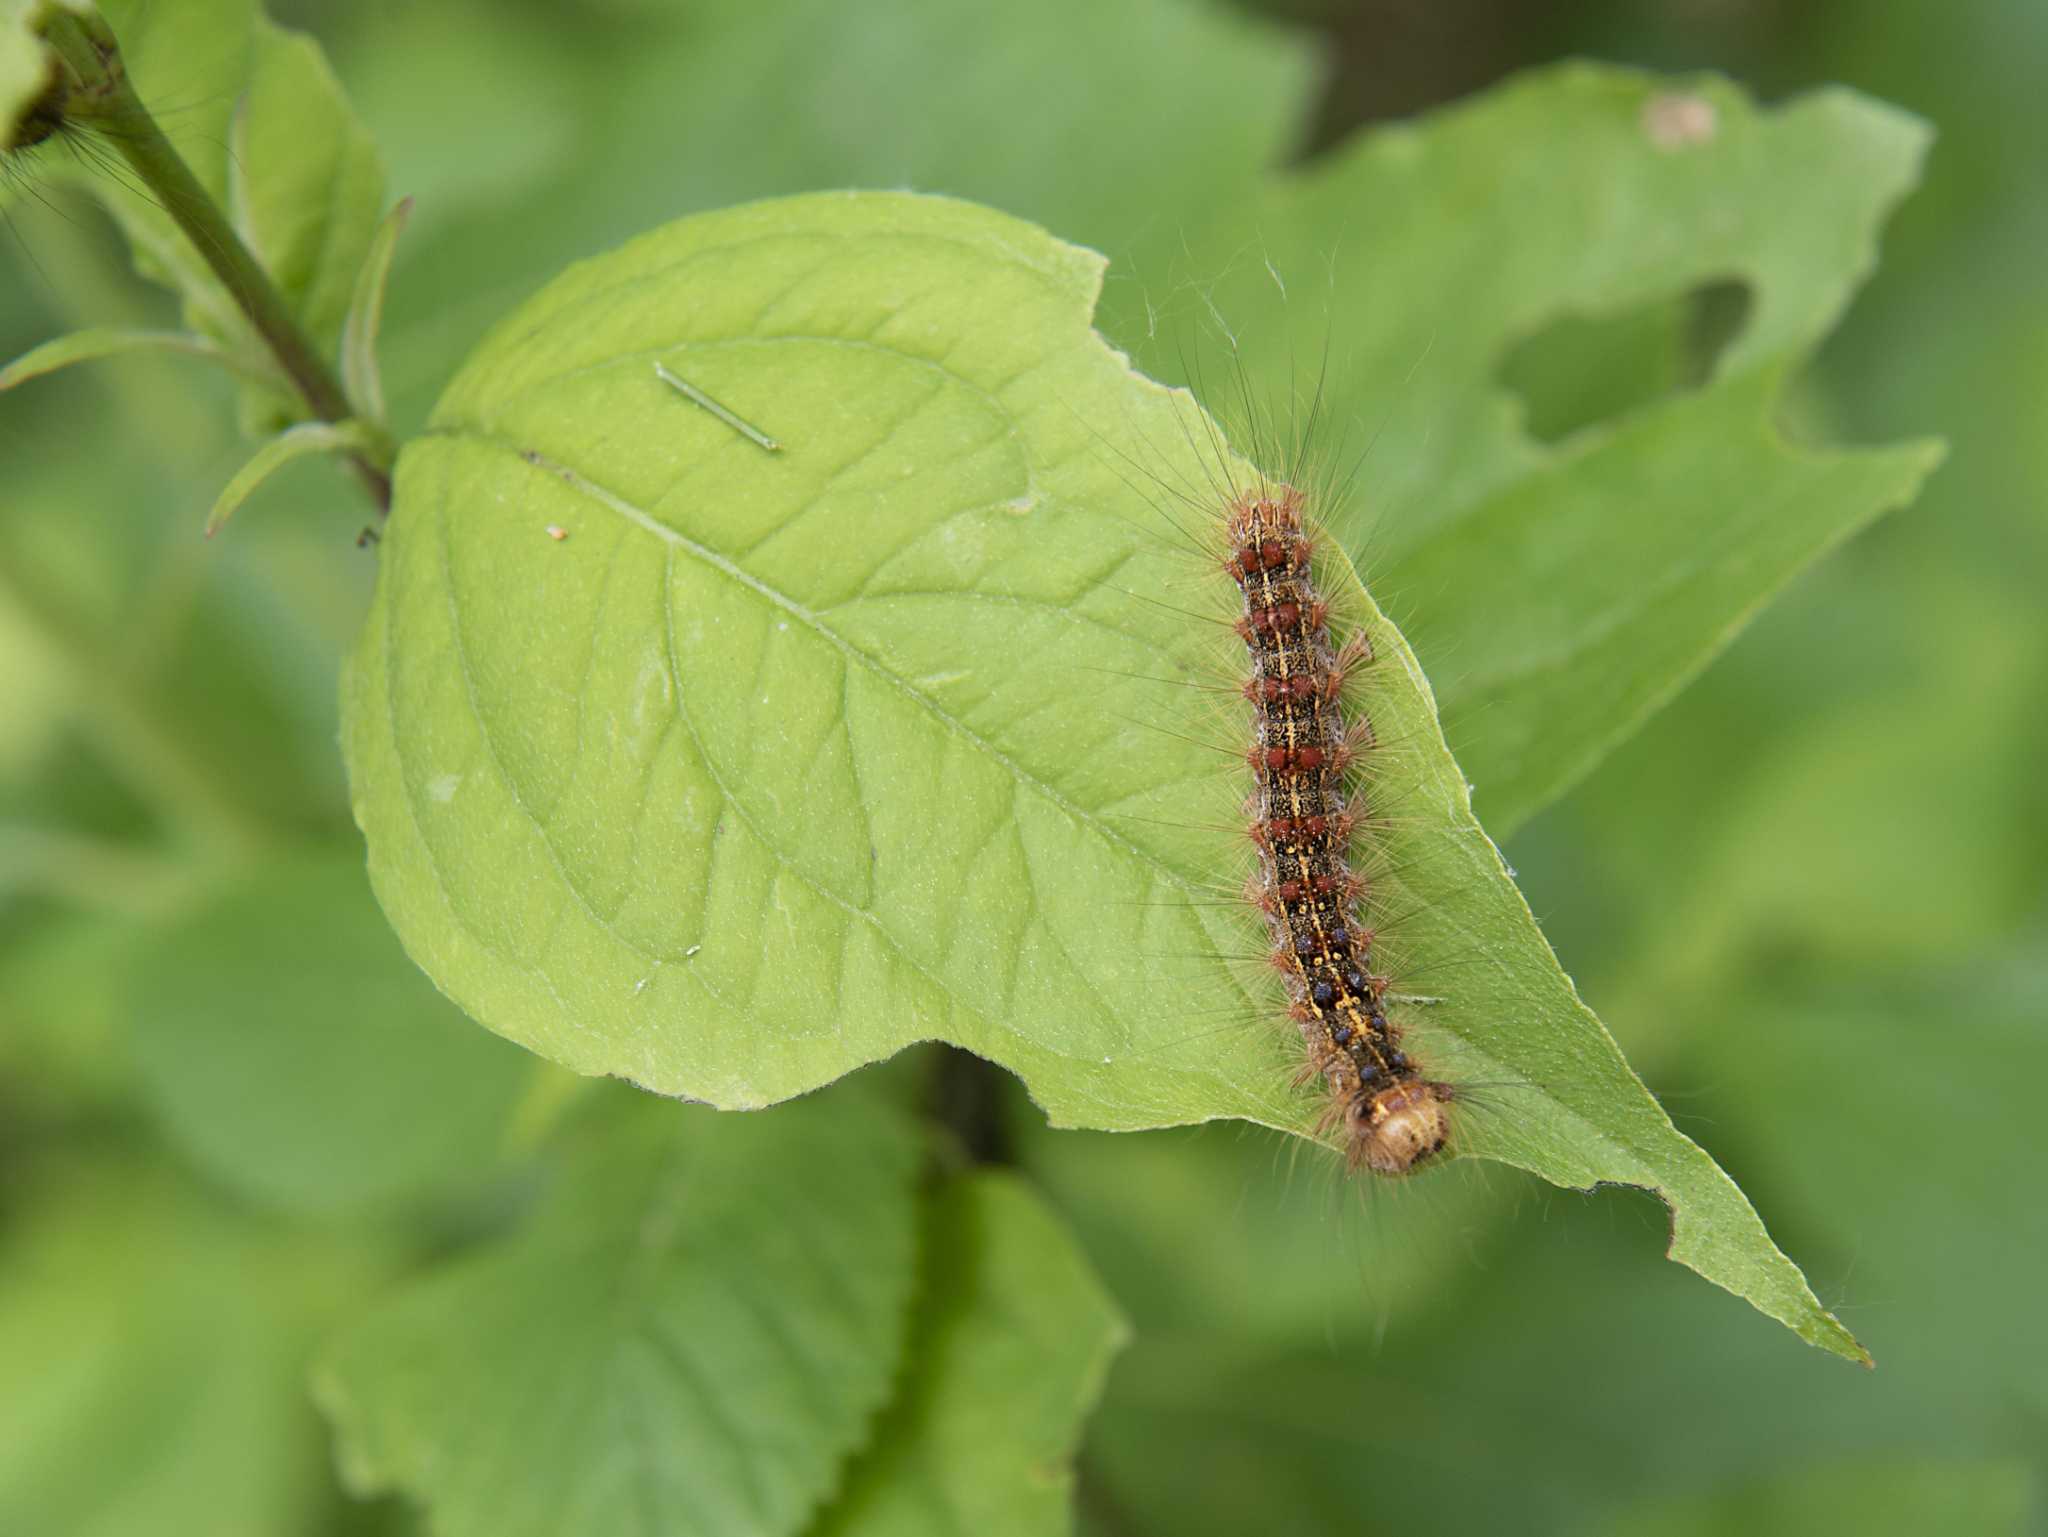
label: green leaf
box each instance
[226,21,385,356]
[314,1091,924,1537]
[206,418,377,536]
[0,1155,384,1537]
[0,325,262,391]
[343,189,1862,1358]
[1125,66,1943,835]
[122,853,536,1216]
[341,196,413,427]
[815,1173,1128,1537]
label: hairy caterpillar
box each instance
[1224,476,1456,1174]
[1090,313,1466,1176]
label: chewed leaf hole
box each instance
[1498,278,1752,445]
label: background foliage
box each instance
[2,0,2041,1533]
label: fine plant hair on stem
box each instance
[10,6,394,511]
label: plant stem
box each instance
[36,7,393,511]
[930,1045,1015,1167]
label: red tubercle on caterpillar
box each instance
[1234,598,1331,644]
[1226,535,1304,579]
[1249,742,1335,775]
[1246,670,1350,713]
[1250,813,1311,844]
[1326,721,1381,777]
[1247,810,1353,849]
[1333,629,1374,679]
[1223,486,1307,537]
[1310,868,1364,902]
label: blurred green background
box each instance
[3,1,2042,1533]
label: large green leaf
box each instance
[314,1091,923,1537]
[1122,66,1943,835]
[344,189,1862,1357]
[816,1173,1128,1537]
[122,853,536,1216]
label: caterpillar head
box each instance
[1347,1079,1453,1176]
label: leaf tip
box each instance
[1813,1312,1875,1368]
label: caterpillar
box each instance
[1224,478,1455,1175]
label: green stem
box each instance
[36,7,393,511]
